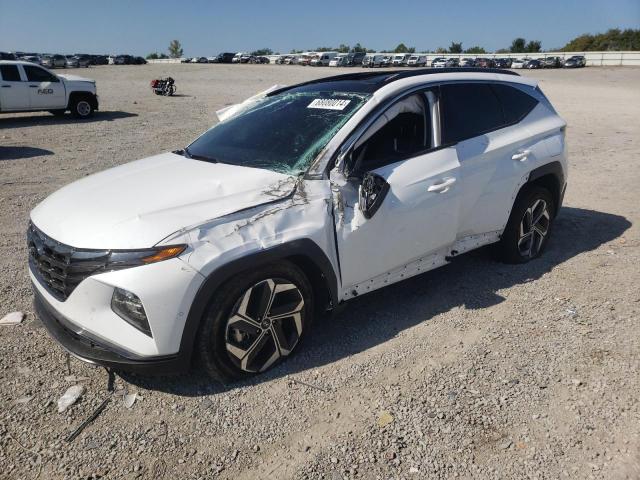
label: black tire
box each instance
[69,95,94,118]
[498,185,555,264]
[196,261,314,382]
[49,109,66,117]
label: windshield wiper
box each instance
[183,147,218,163]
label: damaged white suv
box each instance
[30,68,567,381]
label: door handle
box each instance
[512,149,530,161]
[1,85,11,88]
[428,177,456,193]
[29,85,38,88]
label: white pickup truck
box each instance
[0,60,98,118]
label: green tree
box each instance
[337,44,350,53]
[561,28,640,51]
[146,52,168,59]
[449,42,463,53]
[251,48,273,56]
[526,40,542,52]
[464,46,486,54]
[394,43,413,53]
[495,48,510,54]
[351,43,367,53]
[168,40,183,58]
[510,37,526,53]
[435,47,448,54]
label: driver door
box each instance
[334,90,461,292]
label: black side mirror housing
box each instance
[358,172,390,219]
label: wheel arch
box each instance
[67,91,98,110]
[524,160,565,217]
[177,239,338,367]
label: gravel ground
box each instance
[0,64,639,480]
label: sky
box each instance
[1,0,638,56]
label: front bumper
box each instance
[34,287,188,374]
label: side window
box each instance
[440,83,504,144]
[353,93,430,171]
[0,65,22,82]
[23,65,59,83]
[491,84,538,124]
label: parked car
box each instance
[543,57,562,68]
[446,58,460,67]
[407,55,428,67]
[0,60,98,117]
[459,58,476,67]
[329,55,348,67]
[195,57,208,63]
[214,52,236,63]
[526,59,543,69]
[42,54,67,68]
[0,52,17,60]
[475,58,495,68]
[563,55,586,68]
[511,58,528,69]
[361,54,374,67]
[346,52,366,66]
[298,55,313,66]
[392,54,411,67]
[114,55,134,65]
[380,55,393,67]
[431,57,447,68]
[21,55,42,65]
[494,58,512,68]
[28,69,567,380]
[310,52,338,66]
[66,55,91,68]
[252,56,270,64]
[90,55,109,65]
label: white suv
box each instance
[30,69,567,381]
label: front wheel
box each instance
[196,261,313,382]
[498,186,554,263]
[70,96,94,118]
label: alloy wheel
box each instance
[225,278,304,373]
[517,198,550,258]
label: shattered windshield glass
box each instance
[186,91,370,175]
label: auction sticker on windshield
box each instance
[307,99,351,110]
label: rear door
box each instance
[439,82,541,237]
[21,64,65,109]
[0,64,29,110]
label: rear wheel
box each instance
[196,261,313,382]
[498,186,554,263]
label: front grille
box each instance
[27,223,110,301]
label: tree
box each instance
[337,44,350,53]
[435,47,448,54]
[495,48,510,54]
[351,43,367,53]
[251,48,273,56]
[449,42,463,53]
[510,37,526,53]
[394,43,415,53]
[464,46,486,54]
[146,52,169,59]
[526,40,542,52]
[561,28,640,51]
[168,40,183,58]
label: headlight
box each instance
[111,288,151,336]
[105,245,187,270]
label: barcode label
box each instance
[307,99,351,110]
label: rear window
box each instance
[491,84,538,125]
[0,64,21,81]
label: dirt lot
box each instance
[0,64,639,480]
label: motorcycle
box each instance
[150,77,176,96]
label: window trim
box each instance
[335,85,442,176]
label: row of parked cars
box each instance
[181,52,271,64]
[358,54,587,69]
[0,51,147,67]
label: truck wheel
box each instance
[196,261,314,382]
[70,96,94,118]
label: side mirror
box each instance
[358,172,390,219]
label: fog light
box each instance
[111,288,152,337]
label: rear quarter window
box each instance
[491,84,539,125]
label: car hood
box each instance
[58,74,95,83]
[30,152,296,249]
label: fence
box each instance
[146,51,640,66]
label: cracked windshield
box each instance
[185,91,370,175]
